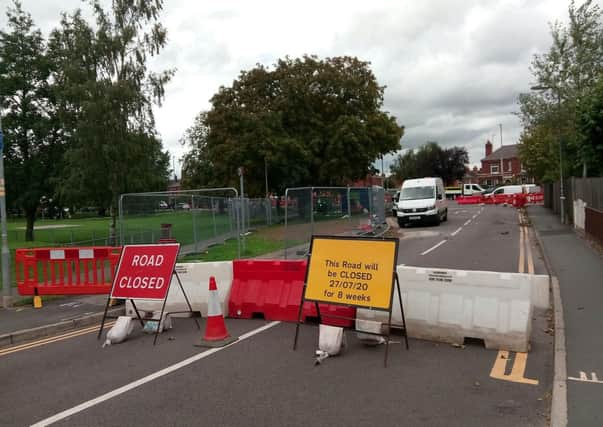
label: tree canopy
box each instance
[0,0,173,241]
[390,142,469,186]
[518,0,603,180]
[0,1,60,240]
[181,55,404,196]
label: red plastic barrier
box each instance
[456,195,483,205]
[512,193,527,208]
[16,247,122,296]
[228,259,356,327]
[526,193,544,204]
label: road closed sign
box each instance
[304,236,399,310]
[111,244,180,300]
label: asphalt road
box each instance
[0,203,554,427]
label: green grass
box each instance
[179,236,289,262]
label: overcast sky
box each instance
[1,0,573,176]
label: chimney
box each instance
[485,140,493,157]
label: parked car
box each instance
[176,202,191,210]
[158,200,168,209]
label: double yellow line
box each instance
[0,321,115,357]
[489,211,538,385]
[518,211,535,274]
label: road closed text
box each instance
[118,275,165,290]
[111,244,180,300]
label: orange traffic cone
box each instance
[195,276,238,348]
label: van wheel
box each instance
[443,209,448,222]
[397,218,405,228]
[432,214,441,226]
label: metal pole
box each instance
[0,116,11,307]
[211,197,217,237]
[284,189,289,259]
[191,195,198,251]
[264,157,268,198]
[347,187,351,223]
[239,168,246,254]
[310,187,314,237]
[118,195,124,245]
[557,94,566,225]
[499,123,503,184]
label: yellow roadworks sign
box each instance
[305,236,398,310]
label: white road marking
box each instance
[568,371,603,384]
[464,219,471,226]
[421,240,446,255]
[451,227,462,236]
[30,321,281,427]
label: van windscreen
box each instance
[401,186,435,200]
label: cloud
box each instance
[1,0,572,176]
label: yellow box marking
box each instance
[490,350,539,385]
[305,237,397,310]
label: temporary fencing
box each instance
[16,247,122,296]
[119,188,240,256]
[283,186,385,258]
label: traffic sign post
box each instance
[98,243,200,345]
[293,235,408,366]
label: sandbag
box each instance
[318,324,345,356]
[142,313,172,334]
[355,318,385,346]
[102,316,134,348]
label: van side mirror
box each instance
[437,194,443,200]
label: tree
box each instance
[577,74,603,176]
[0,1,61,241]
[390,142,468,185]
[181,55,404,196]
[49,0,173,241]
[519,0,603,180]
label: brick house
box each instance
[477,141,533,187]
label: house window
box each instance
[490,164,499,174]
[507,160,512,172]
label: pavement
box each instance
[527,204,603,427]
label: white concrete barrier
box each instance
[126,261,233,318]
[357,266,549,352]
[573,199,587,230]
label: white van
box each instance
[396,177,448,227]
[484,184,528,197]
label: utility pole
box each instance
[531,85,566,224]
[499,124,504,185]
[0,114,12,307]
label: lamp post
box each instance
[531,85,565,224]
[0,114,11,307]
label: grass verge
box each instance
[179,236,293,262]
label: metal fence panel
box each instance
[283,186,385,258]
[119,188,239,256]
